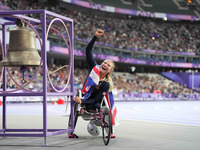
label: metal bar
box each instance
[2,129,73,133]
[0,10,42,26]
[42,10,47,144]
[47,129,73,132]
[70,20,75,132]
[2,16,41,25]
[4,21,40,26]
[47,129,73,137]
[0,21,5,25]
[0,129,5,132]
[13,14,41,24]
[3,21,16,25]
[4,129,45,132]
[2,24,7,131]
[0,92,43,97]
[0,10,43,15]
[47,92,73,96]
[0,133,44,137]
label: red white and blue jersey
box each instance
[81,65,118,126]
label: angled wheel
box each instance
[68,90,82,135]
[68,102,79,135]
[102,108,111,145]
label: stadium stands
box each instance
[0,0,199,101]
[1,0,200,55]
[0,66,198,101]
[85,0,197,15]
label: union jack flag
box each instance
[105,92,118,126]
[81,65,119,126]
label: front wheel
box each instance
[102,108,111,145]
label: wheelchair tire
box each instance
[102,108,111,145]
[68,102,79,135]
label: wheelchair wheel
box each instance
[68,102,79,135]
[102,108,111,145]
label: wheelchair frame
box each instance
[68,91,112,145]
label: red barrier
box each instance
[57,99,64,105]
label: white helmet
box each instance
[87,121,101,136]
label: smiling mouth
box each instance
[102,67,106,70]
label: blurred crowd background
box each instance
[0,0,199,101]
[0,66,196,100]
[2,0,200,54]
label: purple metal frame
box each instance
[0,10,74,145]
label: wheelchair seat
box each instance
[81,102,101,112]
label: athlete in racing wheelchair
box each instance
[68,29,117,145]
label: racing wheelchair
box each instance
[68,90,112,145]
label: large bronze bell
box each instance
[0,19,41,66]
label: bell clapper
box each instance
[20,65,27,84]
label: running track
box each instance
[1,100,200,126]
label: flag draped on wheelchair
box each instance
[81,65,118,126]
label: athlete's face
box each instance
[100,60,113,75]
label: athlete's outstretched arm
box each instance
[85,29,104,70]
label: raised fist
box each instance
[95,29,104,37]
